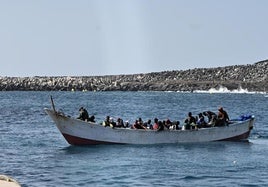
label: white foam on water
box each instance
[195,85,266,94]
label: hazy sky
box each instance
[0,0,267,76]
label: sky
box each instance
[0,0,267,77]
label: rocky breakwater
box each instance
[0,60,268,92]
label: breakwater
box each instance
[1,60,268,92]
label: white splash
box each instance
[195,85,263,94]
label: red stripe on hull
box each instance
[62,133,123,145]
[219,131,250,141]
[61,131,251,145]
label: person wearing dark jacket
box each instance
[203,111,217,126]
[184,112,196,130]
[77,107,90,121]
[216,107,230,126]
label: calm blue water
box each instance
[0,91,268,187]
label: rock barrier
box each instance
[1,60,268,92]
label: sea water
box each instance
[0,91,268,187]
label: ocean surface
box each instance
[1,91,268,187]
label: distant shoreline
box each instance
[1,60,267,92]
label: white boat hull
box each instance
[45,108,254,145]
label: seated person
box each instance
[184,112,196,130]
[143,119,152,129]
[88,115,95,123]
[77,107,90,121]
[196,113,206,128]
[216,107,230,126]
[172,121,180,130]
[138,117,144,126]
[203,111,217,126]
[152,118,159,130]
[109,117,116,128]
[158,121,164,131]
[164,119,172,129]
[102,116,111,127]
[115,118,124,128]
[133,120,146,130]
[124,121,130,128]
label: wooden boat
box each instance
[44,98,255,145]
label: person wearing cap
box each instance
[216,107,230,126]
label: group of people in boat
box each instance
[77,106,230,130]
[101,116,180,130]
[102,116,129,128]
[184,107,230,130]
